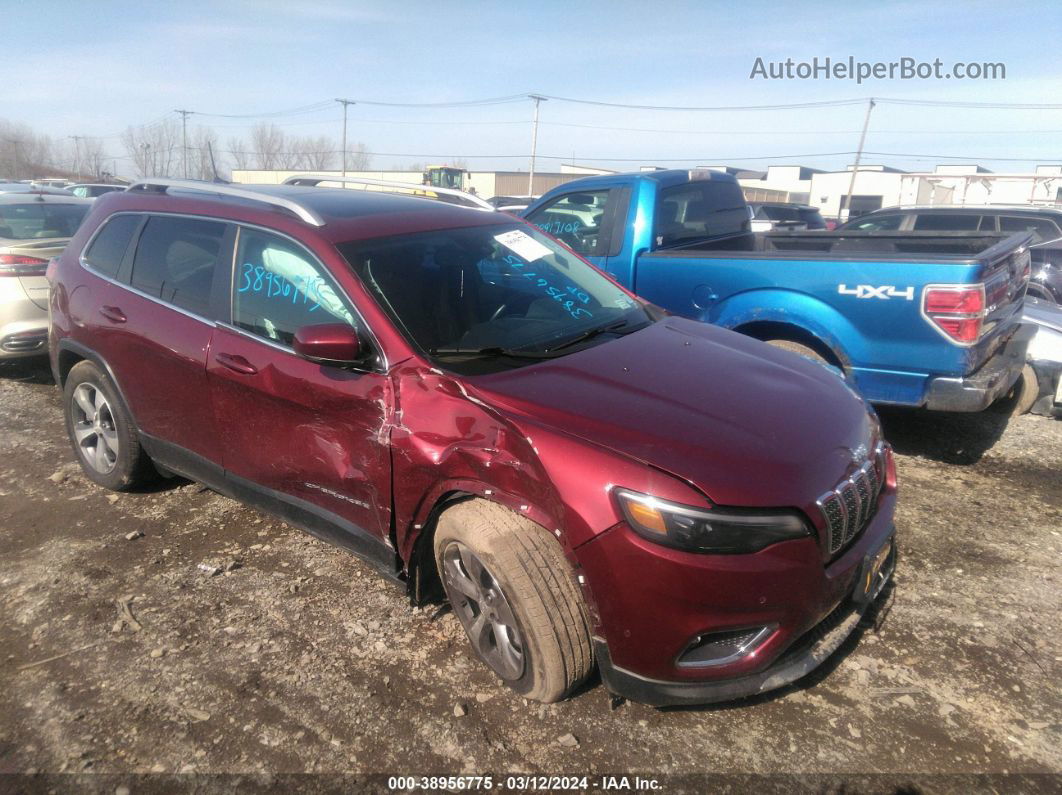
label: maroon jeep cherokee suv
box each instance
[48,180,896,706]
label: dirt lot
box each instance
[0,357,1059,791]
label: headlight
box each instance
[614,488,811,554]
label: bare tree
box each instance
[292,135,336,171]
[0,119,57,179]
[348,142,372,171]
[227,137,251,171]
[251,122,286,170]
[81,137,108,179]
[122,118,179,177]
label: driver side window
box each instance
[526,189,612,257]
[232,228,358,347]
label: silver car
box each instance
[67,183,127,199]
[0,194,92,358]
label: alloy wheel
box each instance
[71,383,119,474]
[442,541,526,680]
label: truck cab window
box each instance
[526,190,612,257]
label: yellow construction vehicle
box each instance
[422,165,469,192]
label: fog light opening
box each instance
[677,625,776,668]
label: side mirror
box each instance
[293,324,364,365]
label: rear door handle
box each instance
[215,352,258,375]
[99,305,126,323]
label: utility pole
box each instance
[336,99,355,178]
[70,135,82,179]
[9,138,23,180]
[528,94,546,197]
[175,109,192,179]
[842,98,875,222]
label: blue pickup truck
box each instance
[522,169,1033,412]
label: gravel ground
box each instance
[0,357,1059,792]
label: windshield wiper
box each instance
[544,320,641,352]
[428,346,559,360]
[430,320,645,360]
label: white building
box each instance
[736,163,1062,220]
[231,164,614,200]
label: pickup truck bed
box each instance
[634,231,1031,409]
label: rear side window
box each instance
[83,214,140,278]
[0,202,89,240]
[1000,216,1062,242]
[845,214,903,232]
[233,228,357,347]
[913,214,980,231]
[131,216,227,317]
[654,181,748,247]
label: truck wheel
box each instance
[764,338,831,366]
[993,364,1039,416]
[63,361,153,490]
[434,500,593,703]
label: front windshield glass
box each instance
[339,223,651,366]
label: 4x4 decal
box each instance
[838,284,914,300]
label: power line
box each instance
[875,97,1062,109]
[188,101,336,120]
[342,94,529,108]
[535,95,869,111]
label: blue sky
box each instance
[6,0,1062,175]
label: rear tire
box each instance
[434,499,593,703]
[764,338,831,366]
[993,364,1040,417]
[63,361,153,490]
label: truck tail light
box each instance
[0,254,49,277]
[922,284,986,345]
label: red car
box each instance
[48,180,896,706]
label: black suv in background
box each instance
[837,205,1062,304]
[748,202,827,232]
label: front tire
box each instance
[434,500,593,703]
[63,361,153,490]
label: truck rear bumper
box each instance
[923,324,1034,412]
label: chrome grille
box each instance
[817,443,886,556]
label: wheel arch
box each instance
[734,320,846,369]
[712,289,855,371]
[56,340,139,432]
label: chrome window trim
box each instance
[77,210,389,370]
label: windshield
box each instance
[339,223,651,367]
[0,202,88,240]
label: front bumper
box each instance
[595,538,895,707]
[575,500,896,707]
[923,323,1034,412]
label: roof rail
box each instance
[282,174,496,212]
[126,179,325,226]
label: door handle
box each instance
[99,305,126,323]
[215,352,258,375]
